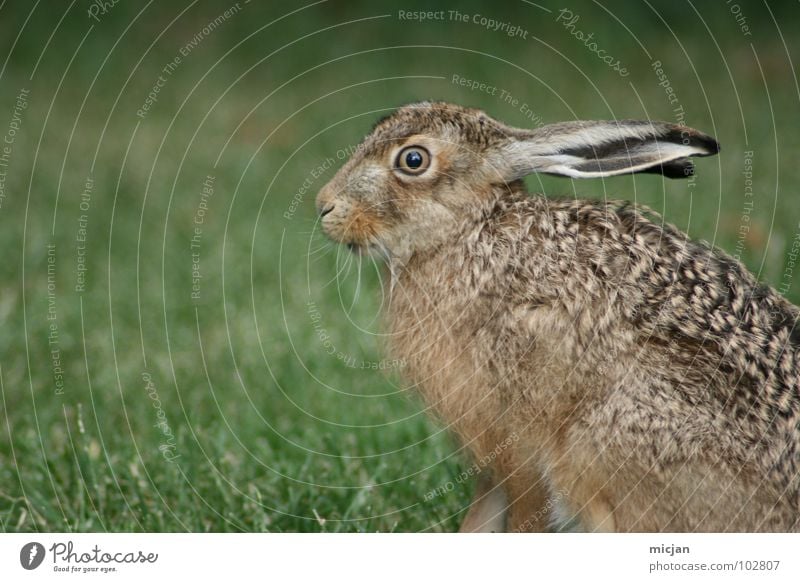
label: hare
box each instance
[316,101,800,532]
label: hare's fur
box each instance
[317,102,800,531]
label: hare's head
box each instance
[316,101,718,258]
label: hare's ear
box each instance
[499,120,719,180]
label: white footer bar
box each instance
[1,533,798,581]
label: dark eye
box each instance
[396,146,431,175]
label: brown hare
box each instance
[316,101,800,532]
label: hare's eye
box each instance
[396,146,431,175]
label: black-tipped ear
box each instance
[641,158,695,179]
[642,127,720,178]
[499,120,720,180]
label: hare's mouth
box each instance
[346,242,372,256]
[345,240,389,260]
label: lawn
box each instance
[1,0,799,532]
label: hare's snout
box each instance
[315,183,344,240]
[315,181,380,252]
[315,181,336,219]
[315,181,348,238]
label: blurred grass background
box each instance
[0,0,798,531]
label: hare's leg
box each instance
[546,442,620,532]
[536,477,616,532]
[576,490,616,532]
[504,474,559,532]
[459,473,509,532]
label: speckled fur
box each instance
[317,102,800,532]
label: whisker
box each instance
[311,250,335,265]
[319,248,352,290]
[347,251,363,316]
[336,247,355,285]
[366,251,386,327]
[307,242,332,256]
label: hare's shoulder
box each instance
[492,195,800,395]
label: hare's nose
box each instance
[319,204,335,217]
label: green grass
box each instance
[1,0,799,532]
